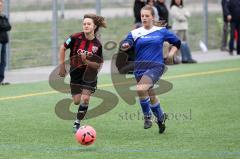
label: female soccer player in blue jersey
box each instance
[121,5,181,133]
[58,14,106,133]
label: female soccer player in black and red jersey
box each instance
[58,14,106,133]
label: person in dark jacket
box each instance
[221,0,229,51]
[133,0,146,28]
[155,0,170,28]
[225,0,240,55]
[0,0,11,85]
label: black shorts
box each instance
[70,67,97,95]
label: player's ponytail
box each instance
[83,14,107,34]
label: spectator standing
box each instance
[155,0,170,27]
[0,0,11,85]
[221,0,229,51]
[170,0,197,63]
[147,0,159,22]
[225,0,240,55]
[134,0,146,28]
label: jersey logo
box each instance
[77,49,93,57]
[92,46,99,53]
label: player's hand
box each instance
[165,56,174,65]
[59,63,67,77]
[227,15,232,22]
[120,42,131,51]
[166,52,175,65]
[81,53,87,65]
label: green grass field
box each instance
[1,59,240,159]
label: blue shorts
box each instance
[134,64,166,85]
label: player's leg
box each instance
[229,22,235,55]
[221,21,228,51]
[70,68,86,133]
[236,22,240,55]
[71,83,82,133]
[72,89,92,133]
[0,43,6,83]
[148,88,167,134]
[73,78,97,133]
[136,75,153,129]
[77,89,91,124]
[72,94,81,105]
[145,64,167,133]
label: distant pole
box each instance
[203,0,208,47]
[60,0,64,19]
[52,0,58,66]
[96,0,101,15]
[3,0,9,17]
[95,0,101,39]
[4,0,11,70]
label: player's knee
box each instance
[150,96,158,104]
[81,95,90,104]
[137,87,147,98]
[136,84,147,93]
[72,96,81,105]
[136,84,142,92]
[73,100,80,105]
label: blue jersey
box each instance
[123,26,180,77]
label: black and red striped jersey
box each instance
[64,32,103,68]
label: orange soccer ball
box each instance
[75,125,96,146]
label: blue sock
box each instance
[150,102,164,122]
[140,97,152,117]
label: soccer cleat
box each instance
[157,113,167,134]
[73,121,80,134]
[144,116,153,129]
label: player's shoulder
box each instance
[130,26,166,39]
[153,26,170,36]
[93,37,102,47]
[130,27,144,36]
[71,32,84,39]
[129,27,146,41]
[154,26,167,31]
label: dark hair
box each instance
[170,0,183,8]
[83,14,107,33]
[147,0,155,5]
[141,5,155,17]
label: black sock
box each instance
[76,104,88,121]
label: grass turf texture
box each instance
[0,59,240,159]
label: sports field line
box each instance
[0,67,240,101]
[165,67,240,79]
